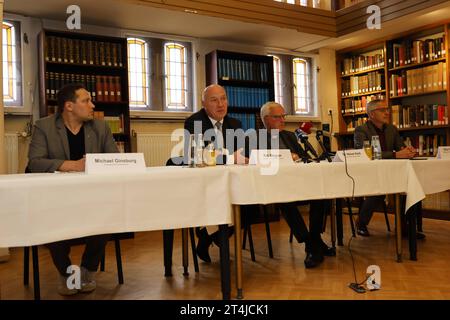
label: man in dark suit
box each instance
[257,101,335,268]
[185,84,248,262]
[28,83,119,295]
[353,99,423,238]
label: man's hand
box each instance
[291,152,300,162]
[58,158,86,172]
[234,148,249,165]
[395,146,416,159]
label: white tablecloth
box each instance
[228,160,425,211]
[409,159,450,195]
[0,160,431,248]
[0,166,232,247]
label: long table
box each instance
[0,166,234,300]
[227,160,426,299]
[1,159,437,300]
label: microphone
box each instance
[295,128,319,160]
[316,130,332,162]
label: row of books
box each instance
[218,58,269,82]
[422,191,450,211]
[389,62,447,97]
[228,113,256,132]
[340,52,385,75]
[341,72,384,96]
[45,72,122,102]
[45,36,124,67]
[346,117,368,131]
[404,134,447,157]
[391,104,448,128]
[224,86,270,108]
[94,111,125,134]
[341,94,385,114]
[388,35,446,69]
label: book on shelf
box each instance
[44,72,121,102]
[345,116,368,131]
[391,104,448,128]
[342,94,385,114]
[389,62,446,97]
[404,133,447,156]
[341,71,384,96]
[422,191,450,211]
[228,112,256,131]
[44,36,123,67]
[224,86,269,108]
[218,58,268,82]
[341,51,385,75]
[104,115,124,134]
[389,34,446,69]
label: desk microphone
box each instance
[295,128,319,160]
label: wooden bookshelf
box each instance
[205,50,274,131]
[336,22,450,215]
[38,29,131,152]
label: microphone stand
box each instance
[316,130,332,162]
[299,135,320,163]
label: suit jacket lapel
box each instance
[56,115,70,159]
[84,122,95,154]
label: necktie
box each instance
[214,121,224,150]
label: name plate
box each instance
[436,146,450,159]
[249,149,294,166]
[333,149,371,162]
[85,153,146,174]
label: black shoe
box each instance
[402,231,426,240]
[304,253,324,269]
[320,241,336,257]
[196,229,212,263]
[357,226,370,237]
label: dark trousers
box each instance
[279,199,329,253]
[46,234,110,276]
[358,195,421,232]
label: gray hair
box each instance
[201,84,225,103]
[260,101,284,127]
[366,99,385,114]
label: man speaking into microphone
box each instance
[254,101,336,268]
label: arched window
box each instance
[127,38,149,108]
[270,55,283,105]
[164,42,187,109]
[293,58,310,114]
[3,21,18,104]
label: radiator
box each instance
[136,133,182,167]
[4,133,19,174]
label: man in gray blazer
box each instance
[354,99,416,236]
[28,83,118,296]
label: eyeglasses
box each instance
[374,108,390,113]
[269,114,287,120]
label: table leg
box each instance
[162,230,174,277]
[218,224,231,300]
[330,199,336,248]
[408,205,417,261]
[395,194,402,262]
[336,198,344,246]
[181,228,189,276]
[233,204,243,300]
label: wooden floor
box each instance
[2,213,450,300]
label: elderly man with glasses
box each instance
[256,101,335,268]
[353,99,423,238]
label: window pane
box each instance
[293,58,310,114]
[270,55,283,105]
[127,38,149,108]
[164,42,187,110]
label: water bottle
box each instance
[203,141,216,166]
[371,135,382,160]
[188,134,196,167]
[194,134,204,167]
